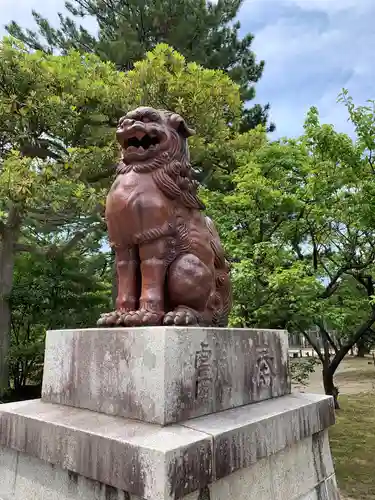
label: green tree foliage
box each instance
[203,92,375,408]
[6,0,274,131]
[124,44,241,141]
[7,245,111,399]
[0,39,120,395]
[290,357,320,386]
[0,38,241,395]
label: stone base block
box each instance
[41,327,290,425]
[0,429,339,500]
[0,393,336,500]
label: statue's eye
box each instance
[146,113,160,123]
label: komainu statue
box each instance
[98,107,231,327]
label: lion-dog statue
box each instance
[97,106,231,327]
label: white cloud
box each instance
[240,0,375,137]
[285,0,370,14]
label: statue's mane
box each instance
[116,153,205,211]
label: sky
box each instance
[0,0,373,138]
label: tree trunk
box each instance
[357,345,368,357]
[304,312,375,410]
[320,332,340,409]
[322,364,340,409]
[0,233,16,398]
[356,339,369,357]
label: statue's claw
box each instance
[116,309,164,327]
[97,311,120,327]
[163,307,200,326]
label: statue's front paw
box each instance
[97,311,120,327]
[117,309,164,327]
[163,307,199,326]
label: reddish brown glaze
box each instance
[98,107,231,327]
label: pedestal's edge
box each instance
[45,327,289,333]
[0,393,334,500]
[0,399,211,500]
[181,392,335,480]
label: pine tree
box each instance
[6,0,275,132]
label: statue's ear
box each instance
[117,115,126,128]
[167,112,195,138]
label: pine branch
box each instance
[14,244,44,255]
[20,145,62,160]
[60,230,89,254]
[15,221,105,256]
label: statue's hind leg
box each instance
[164,254,215,326]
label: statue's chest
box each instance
[107,171,165,213]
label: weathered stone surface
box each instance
[0,430,339,500]
[323,475,341,500]
[0,446,158,500]
[269,430,335,500]
[208,430,337,500]
[0,393,334,499]
[300,475,341,500]
[183,392,335,480]
[0,447,17,499]
[0,400,211,500]
[42,327,290,425]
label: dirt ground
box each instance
[292,355,375,395]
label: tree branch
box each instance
[320,261,374,300]
[310,229,318,271]
[321,330,331,365]
[292,240,304,261]
[14,243,45,255]
[368,148,375,174]
[329,309,375,374]
[15,222,104,256]
[351,272,374,298]
[319,267,346,299]
[302,330,325,364]
[0,220,6,238]
[20,144,63,161]
[317,321,339,354]
[59,230,88,254]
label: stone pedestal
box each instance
[41,327,290,425]
[0,327,340,500]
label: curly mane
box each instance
[116,143,205,211]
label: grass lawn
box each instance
[330,392,375,499]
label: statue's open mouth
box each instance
[117,124,166,161]
[124,131,160,152]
